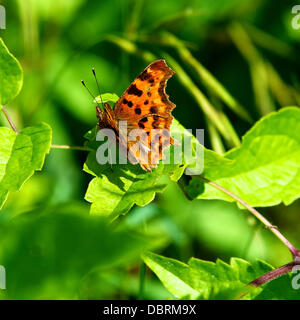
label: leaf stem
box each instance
[1,106,18,133]
[197,176,300,287]
[177,180,193,200]
[51,144,93,152]
[198,176,300,259]
[250,261,297,287]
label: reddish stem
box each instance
[198,176,300,259]
[197,176,300,287]
[250,261,297,287]
[1,106,18,133]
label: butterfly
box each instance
[94,60,176,172]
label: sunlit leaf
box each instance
[186,107,300,207]
[0,38,23,105]
[142,251,273,299]
[0,123,52,209]
[83,113,197,219]
[94,93,119,105]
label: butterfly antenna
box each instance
[81,80,101,110]
[92,68,104,109]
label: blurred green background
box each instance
[0,0,300,299]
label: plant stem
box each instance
[250,261,297,287]
[197,176,300,287]
[198,176,300,259]
[1,106,18,133]
[177,180,193,200]
[51,144,93,152]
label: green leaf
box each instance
[0,211,156,299]
[0,38,23,105]
[255,273,300,300]
[0,123,52,209]
[142,251,273,300]
[94,93,120,105]
[84,165,169,219]
[142,252,200,299]
[83,118,195,219]
[186,107,300,207]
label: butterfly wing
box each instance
[114,59,175,122]
[114,60,176,171]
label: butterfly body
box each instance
[96,60,176,172]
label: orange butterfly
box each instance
[95,60,176,172]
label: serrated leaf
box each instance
[84,155,182,220]
[0,123,52,209]
[142,251,273,300]
[186,107,300,207]
[0,38,23,105]
[142,251,200,299]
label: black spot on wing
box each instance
[135,107,142,115]
[138,70,151,81]
[128,84,143,97]
[161,96,167,103]
[150,106,158,114]
[158,86,164,97]
[138,122,145,129]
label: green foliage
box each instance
[142,251,274,300]
[84,106,300,218]
[0,38,23,105]
[254,274,300,300]
[1,0,300,301]
[94,93,119,105]
[0,39,51,209]
[0,123,52,209]
[0,211,156,299]
[157,185,289,264]
[84,164,175,219]
[83,118,193,219]
[186,107,300,207]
